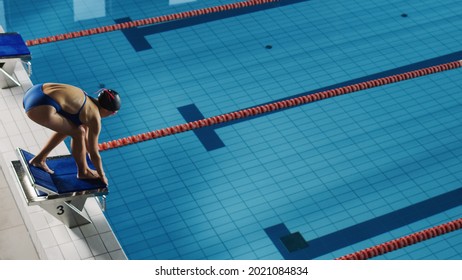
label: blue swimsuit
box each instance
[23,84,87,126]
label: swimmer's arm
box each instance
[87,119,108,185]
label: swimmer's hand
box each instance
[77,168,99,180]
[29,158,54,174]
[100,174,108,186]
[77,169,108,185]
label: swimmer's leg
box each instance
[30,132,67,173]
[70,133,98,179]
[81,125,99,177]
[26,106,98,179]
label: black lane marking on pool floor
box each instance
[178,104,225,151]
[265,187,462,259]
[115,0,308,51]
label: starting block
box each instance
[11,148,108,228]
[0,32,31,88]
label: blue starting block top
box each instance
[19,149,107,196]
[0,32,30,59]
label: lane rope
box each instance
[335,217,462,260]
[97,60,462,151]
[25,0,280,46]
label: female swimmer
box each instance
[23,83,121,185]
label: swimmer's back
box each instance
[43,83,86,114]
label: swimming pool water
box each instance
[5,0,462,259]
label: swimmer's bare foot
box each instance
[29,157,54,174]
[77,168,99,180]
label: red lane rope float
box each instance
[98,60,462,151]
[25,0,279,46]
[335,217,462,260]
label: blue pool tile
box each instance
[180,249,206,260]
[130,249,156,260]
[228,244,256,259]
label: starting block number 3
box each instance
[57,205,65,215]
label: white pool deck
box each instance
[0,60,127,260]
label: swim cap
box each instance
[97,88,121,112]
